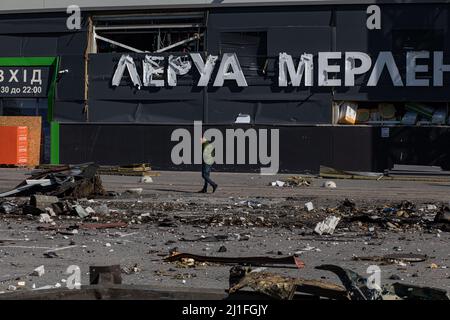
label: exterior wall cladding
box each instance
[2,3,450,172]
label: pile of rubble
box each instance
[0,163,106,199]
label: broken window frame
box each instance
[90,11,207,54]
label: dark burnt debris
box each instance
[0,163,107,199]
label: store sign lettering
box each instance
[112,51,450,88]
[0,67,50,97]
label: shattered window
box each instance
[93,11,206,53]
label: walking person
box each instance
[199,137,218,193]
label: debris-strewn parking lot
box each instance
[0,167,449,300]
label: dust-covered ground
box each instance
[0,168,449,296]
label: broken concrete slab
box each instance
[314,216,341,235]
[30,195,59,211]
[73,205,90,219]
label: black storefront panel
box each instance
[59,124,368,173]
[53,100,86,122]
[57,55,85,101]
[60,123,450,173]
[88,99,204,123]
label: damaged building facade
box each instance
[1,0,450,172]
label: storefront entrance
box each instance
[0,57,59,166]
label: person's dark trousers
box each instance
[201,164,217,192]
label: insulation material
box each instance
[111,55,142,89]
[191,54,218,87]
[143,55,165,87]
[167,55,192,87]
[378,103,396,119]
[338,102,358,125]
[0,126,28,165]
[213,53,248,87]
[0,116,41,166]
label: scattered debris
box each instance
[314,216,341,235]
[285,176,311,187]
[31,265,45,277]
[270,180,285,187]
[126,188,143,196]
[352,253,428,265]
[180,235,229,242]
[316,265,382,300]
[165,252,305,267]
[228,267,348,300]
[43,252,59,259]
[384,282,450,300]
[0,164,107,198]
[237,200,262,208]
[322,180,337,189]
[73,205,90,219]
[80,222,128,230]
[38,214,53,224]
[30,195,59,211]
[121,264,142,275]
[304,202,314,212]
[140,176,153,183]
[270,177,311,188]
[0,201,19,214]
[435,207,450,224]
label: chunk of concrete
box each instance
[73,205,90,218]
[314,216,341,235]
[30,195,59,210]
[305,202,314,212]
[38,213,54,224]
[31,265,45,277]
